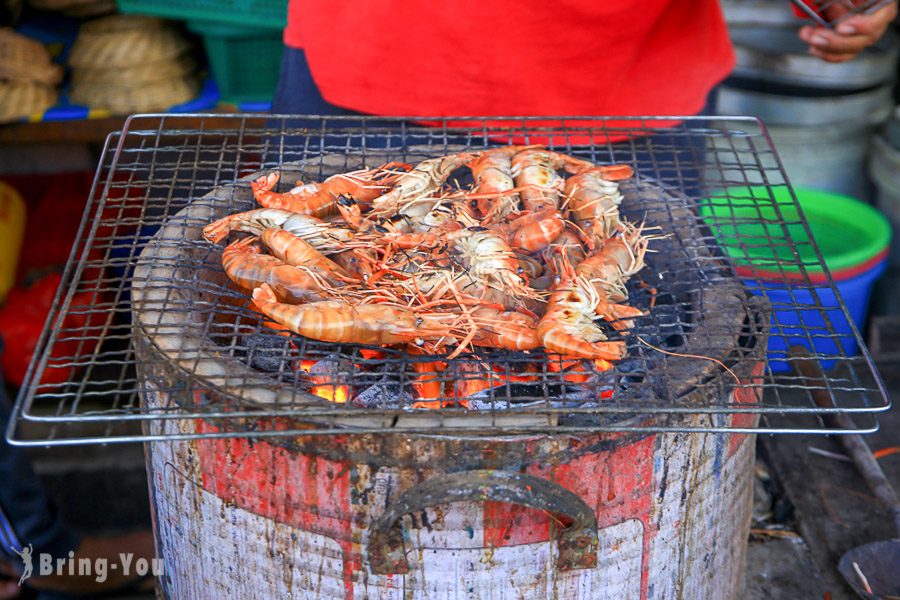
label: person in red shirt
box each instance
[273,0,897,118]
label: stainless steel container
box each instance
[717,84,894,199]
[729,25,899,90]
[718,24,898,198]
[868,131,900,315]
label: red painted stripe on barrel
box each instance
[729,361,765,457]
[194,421,356,598]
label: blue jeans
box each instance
[0,342,80,569]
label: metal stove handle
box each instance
[367,469,598,575]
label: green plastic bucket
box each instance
[700,185,891,370]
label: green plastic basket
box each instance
[189,21,283,105]
[117,0,287,30]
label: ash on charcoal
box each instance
[352,383,412,409]
[557,386,606,406]
[557,411,641,427]
[466,395,543,411]
[240,333,294,374]
[307,353,359,382]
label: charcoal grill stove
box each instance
[4,115,890,600]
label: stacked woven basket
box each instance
[0,27,62,123]
[69,15,199,114]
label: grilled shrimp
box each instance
[468,146,528,222]
[379,225,537,306]
[251,164,409,218]
[537,280,627,360]
[547,228,587,269]
[384,198,473,235]
[575,224,649,304]
[369,152,478,218]
[203,208,354,252]
[511,148,594,212]
[564,165,633,247]
[392,266,499,308]
[221,237,330,303]
[339,188,473,237]
[492,208,565,253]
[252,283,457,346]
[449,227,537,305]
[536,253,628,361]
[515,252,545,281]
[259,228,359,284]
[469,307,541,351]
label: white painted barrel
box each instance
[140,379,761,600]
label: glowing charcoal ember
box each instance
[448,361,511,407]
[489,363,539,383]
[411,399,459,409]
[311,384,349,403]
[296,354,355,404]
[408,352,447,403]
[358,348,386,361]
[594,359,614,372]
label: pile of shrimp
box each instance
[202,146,652,403]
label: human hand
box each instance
[0,560,21,599]
[798,1,898,62]
[0,580,20,600]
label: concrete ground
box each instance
[742,356,900,600]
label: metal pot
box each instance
[729,25,899,90]
[716,84,895,198]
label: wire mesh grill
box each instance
[789,0,894,27]
[5,114,890,445]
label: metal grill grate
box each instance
[4,114,890,445]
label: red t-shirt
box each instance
[285,1,734,119]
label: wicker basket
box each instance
[70,74,199,114]
[68,16,191,68]
[72,52,196,86]
[0,80,57,123]
[67,14,201,113]
[0,28,63,85]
